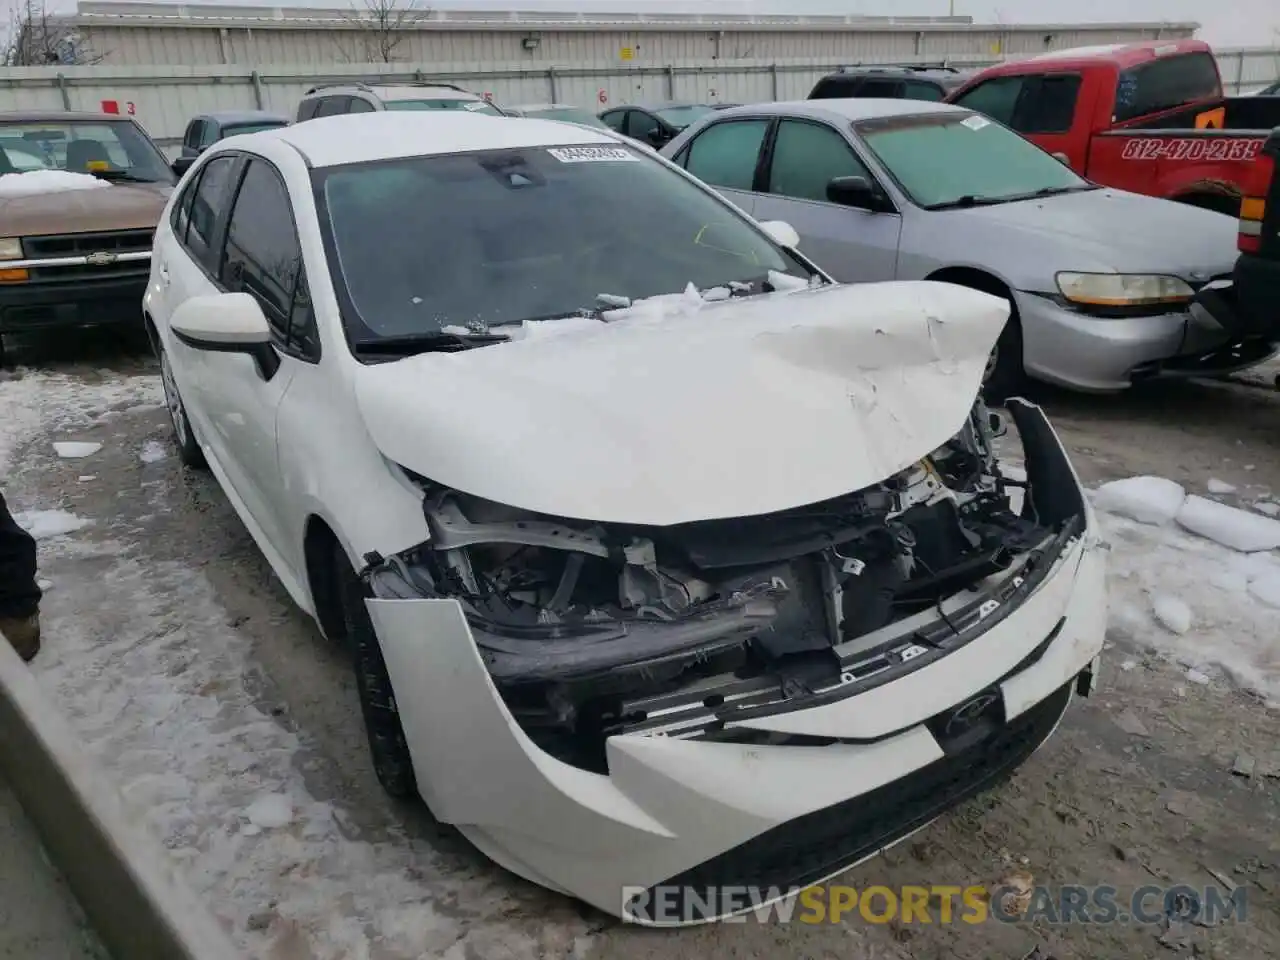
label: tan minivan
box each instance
[0,110,175,364]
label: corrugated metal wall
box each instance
[71,21,1194,67]
[4,47,1275,156]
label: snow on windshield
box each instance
[0,170,111,198]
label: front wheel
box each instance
[982,305,1026,405]
[160,346,207,469]
[335,544,419,799]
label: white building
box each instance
[67,1,1197,67]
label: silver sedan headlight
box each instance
[1055,272,1194,309]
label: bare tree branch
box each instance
[335,0,431,64]
[3,0,105,66]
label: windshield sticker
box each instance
[960,115,990,131]
[1120,137,1262,162]
[463,102,490,111]
[547,145,638,163]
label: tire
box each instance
[159,345,207,469]
[335,544,419,799]
[981,302,1026,405]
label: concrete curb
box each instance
[0,640,242,960]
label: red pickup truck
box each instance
[945,39,1280,217]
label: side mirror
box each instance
[826,175,887,212]
[645,128,668,146]
[170,292,280,380]
[171,154,195,177]
[758,220,801,249]
[1050,151,1071,165]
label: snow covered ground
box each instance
[2,369,591,959]
[3,360,1279,960]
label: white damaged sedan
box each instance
[144,111,1107,925]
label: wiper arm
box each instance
[924,194,1011,211]
[352,331,509,355]
[89,170,160,183]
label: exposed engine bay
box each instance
[366,399,1086,773]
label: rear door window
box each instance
[183,155,239,269]
[1114,52,1221,122]
[903,79,945,101]
[684,119,769,191]
[625,110,662,141]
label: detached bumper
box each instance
[365,406,1107,924]
[1015,289,1274,392]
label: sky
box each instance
[6,0,1280,49]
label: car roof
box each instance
[258,111,619,168]
[200,110,289,125]
[511,103,584,112]
[0,110,144,124]
[981,38,1210,74]
[367,85,481,101]
[708,98,965,124]
[825,66,961,82]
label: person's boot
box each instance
[0,613,40,662]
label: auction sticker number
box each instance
[1120,137,1262,162]
[546,146,638,163]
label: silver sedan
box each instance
[660,99,1274,395]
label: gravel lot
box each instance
[2,331,1278,960]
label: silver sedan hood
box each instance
[353,281,1009,526]
[959,187,1239,281]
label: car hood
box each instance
[959,187,1239,281]
[0,180,171,237]
[353,281,1009,527]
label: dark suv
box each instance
[808,65,971,102]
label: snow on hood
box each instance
[0,170,111,198]
[353,280,1010,527]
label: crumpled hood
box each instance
[961,187,1239,280]
[353,281,1009,527]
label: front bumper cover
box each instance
[364,401,1107,924]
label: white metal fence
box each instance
[2,47,1278,154]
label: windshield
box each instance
[656,105,715,129]
[523,107,610,130]
[0,119,173,182]
[857,111,1089,209]
[222,121,288,138]
[317,144,807,341]
[385,98,505,116]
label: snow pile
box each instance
[53,440,102,459]
[242,793,293,833]
[1206,478,1236,495]
[0,170,111,198]
[139,440,167,464]
[1175,495,1280,553]
[1092,476,1185,525]
[13,509,92,540]
[1096,481,1280,704]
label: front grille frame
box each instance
[624,678,1075,924]
[19,228,153,284]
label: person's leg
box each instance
[0,489,41,662]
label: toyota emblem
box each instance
[942,692,999,738]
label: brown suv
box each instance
[0,111,175,363]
